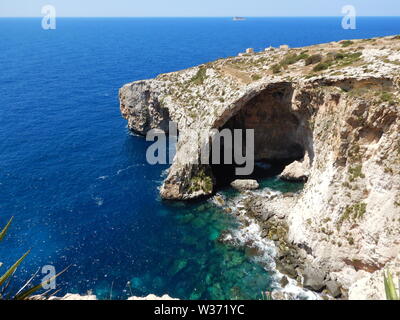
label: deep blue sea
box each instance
[0,17,399,300]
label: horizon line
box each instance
[1,15,400,18]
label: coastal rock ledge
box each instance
[120,36,400,299]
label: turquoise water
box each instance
[0,17,399,299]
[259,179,304,193]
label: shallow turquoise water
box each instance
[259,179,305,193]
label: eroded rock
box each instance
[302,266,327,292]
[326,280,342,298]
[231,179,259,191]
[280,153,311,182]
[120,35,400,299]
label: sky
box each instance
[0,0,399,17]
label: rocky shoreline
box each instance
[120,35,400,300]
[210,186,339,300]
[214,186,344,299]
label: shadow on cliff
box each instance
[210,82,314,189]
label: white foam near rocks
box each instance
[217,189,321,300]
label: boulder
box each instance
[246,48,254,54]
[302,266,326,292]
[230,179,259,191]
[276,260,298,279]
[280,153,310,182]
[280,276,289,288]
[326,280,342,298]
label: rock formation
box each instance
[120,35,400,299]
[279,153,310,182]
[231,179,259,191]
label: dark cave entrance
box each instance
[210,83,309,188]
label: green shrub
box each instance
[190,67,207,85]
[280,54,299,65]
[380,92,396,104]
[349,165,365,182]
[338,202,367,227]
[338,52,362,66]
[270,64,281,74]
[305,54,322,66]
[383,58,400,66]
[347,52,362,59]
[313,62,331,72]
[280,53,309,66]
[338,54,348,61]
[270,52,311,75]
[188,169,213,194]
[332,52,345,60]
[340,40,354,47]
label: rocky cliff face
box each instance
[120,36,400,298]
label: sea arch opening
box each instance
[209,82,312,188]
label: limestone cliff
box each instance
[120,36,400,298]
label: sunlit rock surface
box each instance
[120,35,400,299]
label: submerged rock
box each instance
[212,194,226,206]
[169,259,188,276]
[208,283,224,300]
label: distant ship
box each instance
[233,17,246,21]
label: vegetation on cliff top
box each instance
[190,67,207,85]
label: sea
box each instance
[0,17,399,299]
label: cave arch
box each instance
[210,82,313,187]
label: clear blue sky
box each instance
[1,0,399,17]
